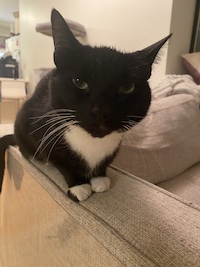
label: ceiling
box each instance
[0,0,19,22]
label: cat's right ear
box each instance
[51,9,81,66]
[51,8,80,49]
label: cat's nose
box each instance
[92,106,112,122]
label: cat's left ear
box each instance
[51,9,82,67]
[133,34,172,79]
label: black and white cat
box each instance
[0,9,171,201]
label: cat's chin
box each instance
[89,126,114,138]
[91,132,110,138]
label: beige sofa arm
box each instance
[0,147,200,267]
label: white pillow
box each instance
[112,94,200,184]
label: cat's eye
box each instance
[119,84,135,94]
[72,78,89,91]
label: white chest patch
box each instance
[64,126,122,169]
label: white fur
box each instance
[64,126,122,170]
[91,177,110,192]
[69,184,92,201]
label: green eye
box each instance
[119,84,135,94]
[72,78,89,91]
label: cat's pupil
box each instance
[72,78,89,91]
[119,83,135,94]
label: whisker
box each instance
[30,109,76,124]
[123,128,147,175]
[127,115,145,119]
[45,128,67,163]
[46,115,75,122]
[33,120,79,159]
[41,118,73,140]
[30,116,75,135]
[125,120,158,136]
[41,108,76,114]
[39,120,79,156]
[30,113,75,121]
[124,124,164,177]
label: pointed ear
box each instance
[133,34,172,80]
[51,8,80,49]
[139,34,172,64]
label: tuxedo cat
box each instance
[0,9,171,201]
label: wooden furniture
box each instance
[0,78,27,123]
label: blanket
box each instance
[151,74,200,101]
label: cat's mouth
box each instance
[84,124,114,138]
[91,125,112,138]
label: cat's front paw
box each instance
[68,184,92,202]
[91,177,110,193]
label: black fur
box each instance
[0,134,16,192]
[0,9,171,199]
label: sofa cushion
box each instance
[0,148,200,267]
[1,146,200,267]
[158,161,200,205]
[1,95,200,185]
[112,94,200,184]
[181,52,200,84]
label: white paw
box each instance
[68,184,92,202]
[91,177,110,193]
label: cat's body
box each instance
[14,69,123,201]
[0,9,171,201]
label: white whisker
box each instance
[127,120,158,136]
[30,116,75,135]
[41,118,71,138]
[30,109,76,124]
[127,115,145,119]
[46,115,75,123]
[46,128,67,163]
[124,124,164,176]
[39,120,79,155]
[124,129,147,175]
[33,120,79,159]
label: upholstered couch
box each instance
[1,85,200,266]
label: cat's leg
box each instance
[90,176,110,193]
[68,175,110,200]
[53,164,92,202]
[68,183,92,202]
[66,174,92,202]
[90,168,110,193]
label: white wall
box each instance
[20,0,173,93]
[166,0,196,74]
[0,21,10,37]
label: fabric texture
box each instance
[158,160,200,205]
[113,93,200,184]
[181,52,200,84]
[151,74,200,100]
[0,147,200,267]
[1,93,200,187]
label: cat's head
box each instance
[50,9,171,138]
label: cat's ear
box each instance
[133,34,172,80]
[51,9,81,67]
[51,8,80,49]
[139,34,172,64]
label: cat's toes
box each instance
[91,177,110,193]
[68,184,92,202]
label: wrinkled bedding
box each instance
[151,74,200,101]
